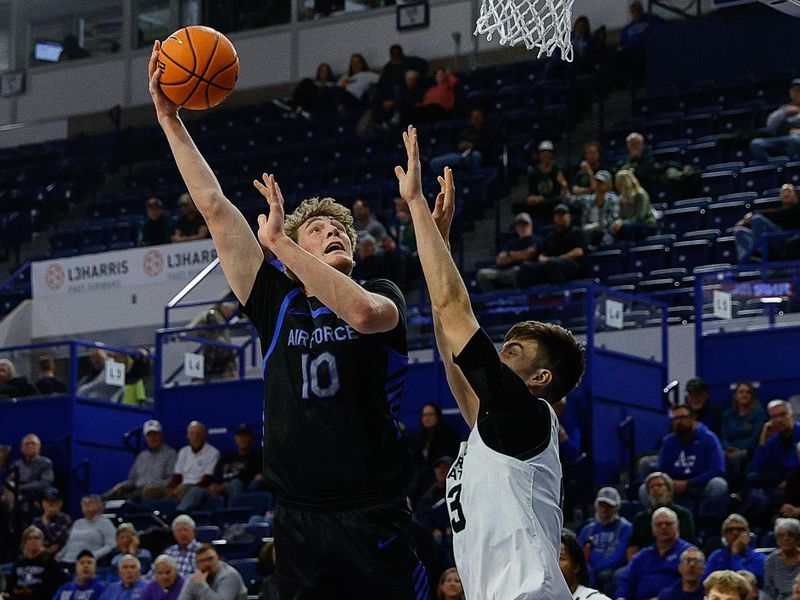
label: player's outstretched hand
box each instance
[254,173,288,249]
[148,41,179,120]
[394,125,425,205]
[432,167,455,244]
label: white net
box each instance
[475,0,575,61]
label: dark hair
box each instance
[504,321,585,403]
[733,381,759,411]
[671,403,696,418]
[573,15,591,33]
[561,529,589,586]
[348,53,369,77]
[582,141,601,157]
[195,543,217,556]
[420,402,444,429]
[315,63,334,83]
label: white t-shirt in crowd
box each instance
[174,443,219,485]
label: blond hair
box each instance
[283,197,357,249]
[615,169,644,200]
[703,570,751,600]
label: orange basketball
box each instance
[157,26,239,111]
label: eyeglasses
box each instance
[724,526,746,533]
[682,557,704,566]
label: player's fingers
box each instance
[253,179,267,197]
[394,166,405,181]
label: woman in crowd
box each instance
[610,169,657,241]
[141,555,184,600]
[720,381,766,485]
[416,67,459,122]
[101,522,153,577]
[763,518,800,600]
[437,568,465,600]
[337,53,379,109]
[560,529,613,600]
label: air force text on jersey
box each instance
[287,324,359,348]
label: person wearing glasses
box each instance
[704,515,764,588]
[657,547,706,600]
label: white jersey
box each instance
[446,399,571,600]
[573,585,613,600]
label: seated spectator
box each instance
[628,472,696,561]
[177,545,246,600]
[171,194,209,243]
[616,507,692,600]
[162,516,199,580]
[476,213,540,292]
[657,546,705,600]
[720,382,766,486]
[705,570,752,600]
[416,68,459,122]
[353,234,394,283]
[567,170,619,246]
[32,487,72,555]
[390,197,417,255]
[748,399,800,491]
[7,526,61,600]
[428,107,499,175]
[208,423,263,500]
[684,377,723,435]
[615,133,655,193]
[411,403,461,469]
[141,555,184,600]
[436,567,464,600]
[515,204,586,288]
[413,454,453,535]
[6,433,54,519]
[52,550,107,600]
[104,420,176,502]
[610,170,657,242]
[578,488,632,591]
[100,523,153,576]
[336,54,379,110]
[167,421,219,513]
[352,198,388,244]
[734,184,800,262]
[560,529,613,600]
[615,2,662,91]
[374,69,428,128]
[779,443,800,519]
[571,142,608,195]
[57,495,117,563]
[99,554,147,600]
[77,348,121,401]
[187,303,237,380]
[651,404,727,511]
[763,518,800,600]
[750,79,800,162]
[377,44,428,96]
[0,358,36,400]
[738,570,759,600]
[704,514,765,588]
[141,198,171,247]
[514,140,569,220]
[35,355,67,396]
[291,62,337,115]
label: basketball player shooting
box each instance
[395,126,585,599]
[148,43,428,599]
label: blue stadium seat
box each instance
[682,229,722,241]
[214,540,253,560]
[660,207,705,236]
[706,161,745,173]
[715,192,757,205]
[753,197,782,211]
[783,161,800,185]
[718,108,754,133]
[628,245,669,273]
[586,249,625,280]
[213,507,255,527]
[685,142,722,168]
[50,231,78,254]
[679,113,716,139]
[700,170,737,197]
[228,559,261,594]
[650,268,689,281]
[606,272,644,287]
[651,146,684,165]
[673,197,711,209]
[245,523,272,540]
[637,278,678,295]
[196,525,221,543]
[671,240,712,271]
[713,236,737,263]
[706,201,748,231]
[642,120,676,145]
[230,492,274,514]
[642,234,677,247]
[668,306,695,324]
[739,165,780,193]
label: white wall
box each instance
[0,118,68,148]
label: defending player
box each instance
[395,126,584,599]
[148,44,427,599]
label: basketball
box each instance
[157,25,239,110]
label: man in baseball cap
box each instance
[207,423,263,500]
[685,377,722,432]
[52,549,107,600]
[476,212,540,292]
[577,487,632,588]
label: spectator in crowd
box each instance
[167,421,220,513]
[77,348,120,400]
[101,523,153,576]
[416,68,459,122]
[374,69,428,128]
[186,303,238,380]
[748,399,800,491]
[704,570,752,600]
[6,526,61,600]
[704,514,765,588]
[516,140,569,220]
[110,349,150,406]
[571,142,606,195]
[738,570,759,600]
[567,170,619,246]
[104,420,176,502]
[52,550,107,600]
[5,434,54,519]
[57,495,117,563]
[571,16,599,76]
[352,234,397,283]
[162,516,199,580]
[177,545,246,600]
[476,213,540,291]
[763,518,800,600]
[336,53,378,110]
[628,472,696,561]
[750,80,800,162]
[171,194,209,243]
[610,170,657,242]
[412,454,453,556]
[616,2,662,90]
[208,423,263,500]
[141,555,184,600]
[32,487,71,555]
[653,403,728,511]
[100,554,147,600]
[411,403,461,469]
[0,359,36,400]
[141,197,171,247]
[617,507,692,600]
[377,44,428,96]
[657,546,705,600]
[428,107,499,175]
[34,356,67,395]
[779,443,800,519]
[291,62,337,115]
[515,204,586,287]
[352,198,388,244]
[560,529,613,600]
[720,382,766,486]
[578,487,632,591]
[615,133,655,193]
[436,567,464,600]
[684,378,723,435]
[734,184,800,262]
[390,197,416,254]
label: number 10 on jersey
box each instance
[300,352,341,400]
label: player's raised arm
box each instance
[395,125,479,357]
[253,174,399,335]
[149,41,262,305]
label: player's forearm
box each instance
[158,115,225,209]
[432,311,478,426]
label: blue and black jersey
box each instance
[241,260,413,511]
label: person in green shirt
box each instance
[610,169,657,242]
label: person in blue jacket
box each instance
[656,403,728,511]
[578,487,632,590]
[748,399,800,489]
[52,550,107,600]
[99,555,147,600]
[703,514,765,588]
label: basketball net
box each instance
[475,0,575,61]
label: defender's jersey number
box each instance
[448,484,466,533]
[301,352,341,400]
